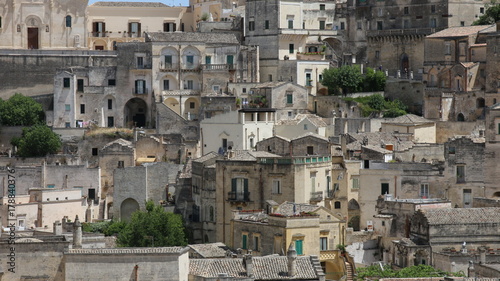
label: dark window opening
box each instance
[63,78,70,88]
[92,148,98,156]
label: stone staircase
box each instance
[345,261,354,281]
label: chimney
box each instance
[53,220,62,235]
[72,215,82,249]
[287,242,297,277]
[479,246,487,264]
[243,254,253,277]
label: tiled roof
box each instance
[345,132,415,152]
[193,151,221,163]
[426,25,493,38]
[146,32,240,44]
[423,208,500,225]
[447,135,485,144]
[188,242,231,258]
[189,256,322,279]
[363,145,392,154]
[249,151,282,158]
[291,132,329,142]
[252,81,290,89]
[273,201,320,216]
[275,114,327,128]
[382,114,434,125]
[90,2,169,7]
[102,138,133,150]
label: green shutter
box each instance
[227,55,234,65]
[295,240,303,255]
[205,56,211,64]
[242,234,248,249]
[232,178,237,193]
[244,179,248,193]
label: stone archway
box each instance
[120,198,139,221]
[26,16,42,49]
[124,98,148,127]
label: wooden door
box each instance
[28,27,39,49]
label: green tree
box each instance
[12,125,61,157]
[0,93,45,126]
[322,65,363,96]
[356,264,463,280]
[383,99,408,118]
[473,2,500,25]
[363,67,387,92]
[116,201,188,247]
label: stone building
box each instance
[230,203,346,281]
[87,1,193,50]
[380,114,436,143]
[0,0,89,50]
[345,0,490,78]
[423,25,495,122]
[274,113,328,139]
[244,0,342,94]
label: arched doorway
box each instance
[124,98,147,127]
[26,16,42,49]
[457,113,465,122]
[120,198,139,221]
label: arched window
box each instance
[334,201,341,209]
[457,113,465,122]
[65,15,72,28]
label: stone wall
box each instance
[0,50,116,98]
[156,102,199,141]
[435,121,484,144]
[385,79,424,115]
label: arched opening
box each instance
[184,97,200,121]
[160,47,179,69]
[348,215,360,231]
[493,191,500,197]
[182,74,200,90]
[26,16,42,49]
[400,53,409,75]
[164,97,180,115]
[334,201,341,209]
[457,113,465,122]
[92,39,107,50]
[120,198,139,221]
[124,98,148,127]
[323,37,343,66]
[348,198,360,210]
[161,74,178,91]
[182,46,201,69]
[476,98,485,108]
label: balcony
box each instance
[159,62,178,72]
[89,32,142,38]
[135,64,151,70]
[320,250,339,261]
[297,52,325,61]
[310,191,323,202]
[366,27,443,37]
[132,88,148,95]
[228,191,250,202]
[182,63,201,72]
[325,189,335,199]
[202,64,235,71]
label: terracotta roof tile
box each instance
[422,208,500,225]
[426,25,493,38]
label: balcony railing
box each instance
[135,64,151,70]
[202,64,235,71]
[89,32,142,38]
[133,88,148,95]
[310,191,323,202]
[228,191,250,202]
[159,62,178,71]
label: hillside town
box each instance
[1,0,500,280]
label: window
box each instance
[460,21,465,26]
[445,42,451,55]
[448,146,456,154]
[186,55,194,68]
[47,184,55,188]
[295,239,303,255]
[213,85,220,92]
[375,50,380,59]
[118,160,124,168]
[357,21,362,30]
[304,124,308,130]
[0,17,2,28]
[209,206,214,221]
[163,80,170,90]
[88,188,96,200]
[377,21,383,30]
[463,189,472,207]
[480,7,485,13]
[163,22,176,32]
[306,72,312,86]
[77,79,84,92]
[231,178,249,201]
[430,18,437,28]
[457,165,466,183]
[65,104,71,111]
[272,179,281,194]
[190,102,195,109]
[334,201,341,209]
[253,235,260,251]
[135,80,146,94]
[107,116,114,127]
[63,78,70,88]
[352,177,360,189]
[320,4,325,10]
[227,55,234,65]
[92,148,98,156]
[288,19,294,29]
[431,5,436,13]
[136,56,144,68]
[186,80,193,90]
[319,20,325,30]
[498,123,500,134]
[205,55,211,64]
[420,183,429,198]
[269,74,273,82]
[93,21,105,36]
[265,20,269,29]
[129,22,141,35]
[404,7,409,14]
[307,146,314,155]
[66,15,72,28]
[381,183,389,195]
[242,234,248,249]
[164,55,172,67]
[108,99,113,110]
[286,92,293,104]
[319,74,323,82]
[108,79,116,86]
[80,104,85,114]
[320,237,328,251]
[340,22,345,30]
[249,21,255,31]
[403,19,410,29]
